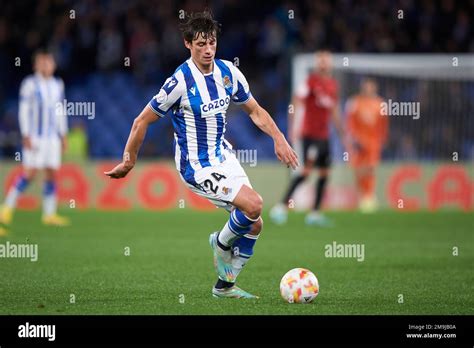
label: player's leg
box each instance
[0,167,37,225]
[356,147,379,213]
[211,185,262,298]
[41,137,69,226]
[305,140,332,226]
[358,164,377,213]
[212,185,262,279]
[351,147,365,201]
[41,168,70,226]
[228,186,263,275]
[270,138,312,225]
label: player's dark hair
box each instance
[179,10,221,43]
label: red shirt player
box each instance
[270,51,348,227]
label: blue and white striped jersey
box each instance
[19,73,67,139]
[148,58,252,185]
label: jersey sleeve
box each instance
[18,77,35,137]
[148,74,184,117]
[230,65,252,104]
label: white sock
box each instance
[231,233,259,277]
[218,222,241,248]
[5,187,21,209]
[43,194,57,217]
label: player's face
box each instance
[186,33,217,67]
[34,54,56,77]
[316,52,332,75]
[361,80,377,95]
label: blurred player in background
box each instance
[270,51,347,227]
[105,11,298,298]
[0,50,69,229]
[346,78,388,212]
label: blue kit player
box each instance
[105,11,298,298]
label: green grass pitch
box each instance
[0,209,472,315]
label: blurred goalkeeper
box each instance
[0,50,69,229]
[346,78,388,212]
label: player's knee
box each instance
[249,217,263,235]
[24,169,37,181]
[318,168,330,178]
[247,193,263,219]
[255,217,264,233]
[44,170,56,181]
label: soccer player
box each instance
[346,78,388,212]
[0,50,70,229]
[270,51,347,226]
[104,11,298,298]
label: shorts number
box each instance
[202,172,227,194]
[210,172,226,182]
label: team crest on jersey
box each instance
[221,186,232,196]
[223,76,233,90]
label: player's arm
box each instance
[331,103,345,142]
[104,106,159,179]
[288,94,303,145]
[105,74,182,178]
[18,78,33,149]
[345,98,361,150]
[241,97,299,169]
[288,79,308,145]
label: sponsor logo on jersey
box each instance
[200,96,231,116]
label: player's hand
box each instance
[274,134,299,170]
[22,136,32,150]
[104,162,134,179]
